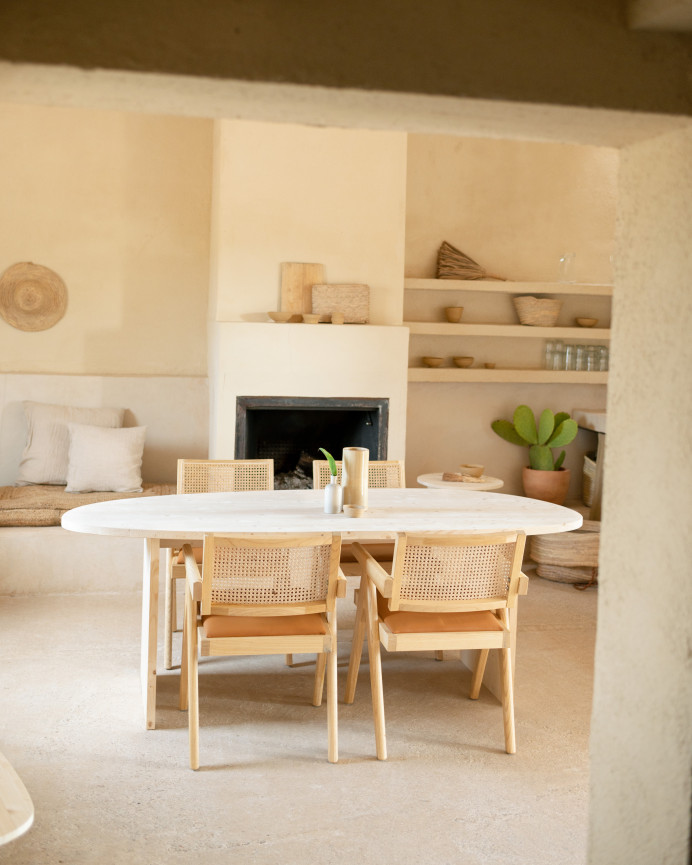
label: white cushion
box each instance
[65,424,146,493]
[16,402,125,486]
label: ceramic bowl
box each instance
[453,356,474,368]
[484,362,496,369]
[576,317,598,328]
[422,356,444,367]
[302,313,320,324]
[444,306,464,323]
[459,463,484,478]
[343,504,367,518]
[268,311,292,323]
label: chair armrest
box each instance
[519,572,529,595]
[336,571,348,599]
[182,544,203,601]
[351,542,394,597]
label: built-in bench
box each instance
[0,373,208,595]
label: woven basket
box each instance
[536,564,597,584]
[529,522,600,569]
[582,453,596,506]
[513,295,562,327]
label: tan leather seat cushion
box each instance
[202,613,327,638]
[377,591,503,634]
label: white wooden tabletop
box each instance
[61,487,582,538]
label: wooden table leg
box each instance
[141,537,160,730]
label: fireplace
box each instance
[235,396,388,488]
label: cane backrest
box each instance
[312,459,405,490]
[201,533,342,616]
[177,459,274,493]
[388,532,525,612]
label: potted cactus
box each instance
[491,405,578,505]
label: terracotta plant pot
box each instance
[522,467,571,505]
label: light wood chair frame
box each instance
[344,531,527,760]
[178,532,346,769]
[312,459,406,491]
[164,459,274,669]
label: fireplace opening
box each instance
[235,397,388,489]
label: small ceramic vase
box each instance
[323,475,343,514]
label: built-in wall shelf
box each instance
[404,278,613,297]
[405,322,610,339]
[408,369,609,384]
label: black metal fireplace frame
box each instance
[234,396,389,461]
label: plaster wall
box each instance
[0,103,212,377]
[210,120,407,325]
[588,126,692,865]
[404,137,616,493]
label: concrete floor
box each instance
[0,574,596,865]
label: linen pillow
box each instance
[16,402,125,486]
[65,424,146,493]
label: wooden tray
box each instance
[281,262,325,314]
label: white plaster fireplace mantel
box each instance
[208,322,410,462]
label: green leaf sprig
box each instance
[319,447,338,477]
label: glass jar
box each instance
[551,340,564,371]
[575,345,586,371]
[564,344,575,371]
[544,340,554,370]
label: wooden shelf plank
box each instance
[408,368,609,384]
[404,278,613,297]
[406,321,610,339]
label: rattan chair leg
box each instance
[365,578,387,761]
[499,647,516,754]
[164,550,174,670]
[327,645,338,763]
[469,648,489,699]
[186,593,199,770]
[179,593,189,711]
[344,579,367,704]
[313,653,327,707]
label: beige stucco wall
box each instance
[404,136,617,493]
[0,103,212,376]
[210,120,407,325]
[588,126,692,865]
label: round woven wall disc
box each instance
[0,262,68,331]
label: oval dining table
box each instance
[62,487,582,729]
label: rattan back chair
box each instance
[177,458,274,493]
[164,459,274,669]
[179,532,345,769]
[312,459,405,490]
[344,531,527,760]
